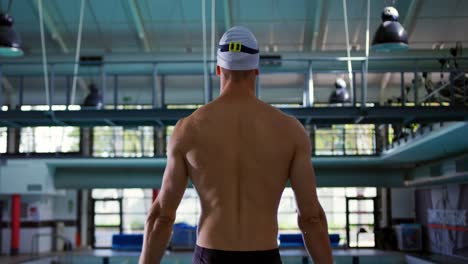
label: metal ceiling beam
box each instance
[223,0,232,31]
[312,0,328,51]
[1,78,15,106]
[351,0,368,51]
[402,0,423,38]
[128,0,151,52]
[0,106,465,127]
[31,0,69,53]
[302,0,321,52]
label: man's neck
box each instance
[220,79,256,98]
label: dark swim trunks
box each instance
[192,245,282,264]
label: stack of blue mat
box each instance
[278,233,341,248]
[170,223,197,250]
[111,234,143,251]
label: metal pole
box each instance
[308,61,314,106]
[400,72,405,106]
[160,75,166,109]
[202,0,210,104]
[18,77,24,109]
[464,76,467,105]
[303,73,309,107]
[66,76,71,109]
[114,75,118,109]
[207,73,213,102]
[352,71,357,106]
[256,75,261,98]
[101,66,106,108]
[152,63,158,108]
[450,73,455,106]
[49,64,55,109]
[361,60,367,109]
[0,65,3,109]
[414,71,418,105]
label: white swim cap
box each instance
[217,26,259,71]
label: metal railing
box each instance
[0,56,466,110]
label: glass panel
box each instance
[94,214,121,226]
[95,201,120,214]
[314,126,345,156]
[349,213,374,225]
[19,126,80,153]
[92,189,120,199]
[363,188,377,197]
[278,195,296,212]
[349,225,375,247]
[175,213,199,226]
[123,214,146,233]
[278,187,298,231]
[93,126,153,157]
[325,213,346,229]
[349,200,374,213]
[123,198,151,213]
[95,227,120,248]
[346,187,377,197]
[166,126,175,153]
[346,188,358,197]
[318,197,333,210]
[177,197,200,214]
[0,127,7,153]
[123,189,146,198]
[344,124,375,155]
[278,211,298,230]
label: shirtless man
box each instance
[140,26,333,264]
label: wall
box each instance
[0,190,77,255]
[391,188,416,222]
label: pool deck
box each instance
[0,248,404,264]
[1,248,466,264]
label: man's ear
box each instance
[216,66,221,76]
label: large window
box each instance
[91,187,377,248]
[93,126,154,157]
[91,189,153,248]
[19,126,80,153]
[278,187,376,246]
[315,124,376,155]
[0,127,7,153]
[19,105,80,153]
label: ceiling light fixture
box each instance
[372,6,408,52]
[0,0,23,57]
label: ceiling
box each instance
[2,0,468,105]
[7,0,468,55]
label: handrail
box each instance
[1,56,468,65]
[31,233,73,256]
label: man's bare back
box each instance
[180,94,296,250]
[140,26,332,264]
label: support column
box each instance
[10,194,20,256]
[80,128,93,156]
[154,127,166,156]
[6,128,19,154]
[76,190,82,247]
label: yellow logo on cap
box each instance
[228,42,242,52]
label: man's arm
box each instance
[140,121,189,264]
[289,120,333,264]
